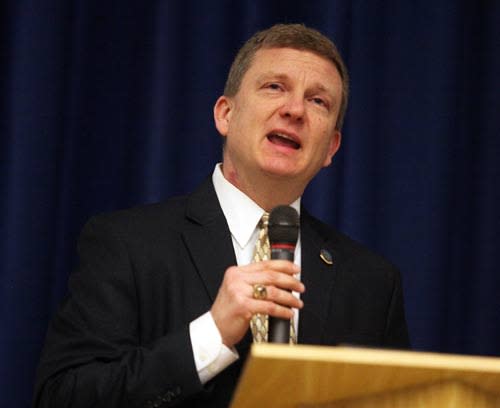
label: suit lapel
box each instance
[182,178,236,302]
[298,210,339,345]
[181,177,253,354]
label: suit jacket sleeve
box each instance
[34,215,204,408]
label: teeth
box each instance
[274,133,293,141]
[269,132,300,149]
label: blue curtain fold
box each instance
[1,1,499,406]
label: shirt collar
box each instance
[212,164,301,249]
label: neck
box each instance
[221,164,304,211]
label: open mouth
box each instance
[267,132,301,150]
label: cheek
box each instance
[311,121,332,145]
[227,117,245,139]
[311,114,330,131]
[312,128,336,159]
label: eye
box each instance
[266,83,283,91]
[312,97,326,106]
[309,96,331,111]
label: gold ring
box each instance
[253,284,267,300]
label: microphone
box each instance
[267,205,299,343]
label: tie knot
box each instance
[260,212,270,229]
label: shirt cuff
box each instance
[189,311,239,384]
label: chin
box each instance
[260,162,302,179]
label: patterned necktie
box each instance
[250,212,297,344]
[250,212,270,343]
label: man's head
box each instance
[214,24,347,208]
[224,24,349,130]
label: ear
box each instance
[213,96,233,137]
[322,130,342,167]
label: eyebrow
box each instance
[255,71,335,98]
[255,72,289,83]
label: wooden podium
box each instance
[230,344,500,407]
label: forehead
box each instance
[243,47,342,90]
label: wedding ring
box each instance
[253,284,267,300]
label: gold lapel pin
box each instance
[320,248,333,265]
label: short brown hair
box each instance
[224,24,349,130]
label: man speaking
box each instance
[34,24,409,408]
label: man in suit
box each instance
[34,24,409,408]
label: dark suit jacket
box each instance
[34,178,409,408]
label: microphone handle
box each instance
[268,247,294,343]
[271,247,294,261]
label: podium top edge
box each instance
[250,344,500,373]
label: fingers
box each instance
[242,259,300,276]
[238,260,305,293]
[250,271,304,294]
[259,284,303,309]
[211,260,304,347]
[228,260,304,302]
[247,298,296,320]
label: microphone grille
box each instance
[268,205,299,245]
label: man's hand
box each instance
[210,260,305,347]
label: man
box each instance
[34,24,409,408]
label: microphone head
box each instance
[268,205,299,245]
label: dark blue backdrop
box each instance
[1,1,499,407]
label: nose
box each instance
[279,93,305,122]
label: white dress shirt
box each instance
[189,164,301,384]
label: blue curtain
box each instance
[1,1,499,406]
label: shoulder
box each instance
[79,176,220,248]
[83,195,190,243]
